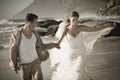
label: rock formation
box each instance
[98,0,120,16]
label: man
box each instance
[9,13,60,80]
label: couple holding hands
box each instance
[9,11,115,80]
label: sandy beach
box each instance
[0,0,120,80]
[87,37,120,80]
[0,37,120,80]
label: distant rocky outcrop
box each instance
[98,0,120,16]
[104,22,120,37]
[0,46,4,49]
[46,25,59,37]
[17,19,62,36]
[38,20,62,28]
[16,19,120,37]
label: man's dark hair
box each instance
[25,13,38,22]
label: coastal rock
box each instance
[104,22,120,37]
[16,19,62,36]
[98,0,120,16]
[16,19,61,28]
[36,31,47,36]
[39,19,62,28]
[16,19,120,37]
[46,25,59,37]
[0,46,4,49]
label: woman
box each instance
[50,11,114,80]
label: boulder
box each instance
[98,0,120,16]
[104,22,120,37]
[39,19,62,28]
[16,19,62,28]
[0,46,4,49]
[16,19,120,37]
[46,25,59,37]
[36,31,47,36]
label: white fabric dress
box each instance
[50,21,113,80]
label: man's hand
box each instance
[14,66,20,74]
[9,61,20,74]
[53,43,61,49]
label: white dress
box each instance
[50,21,113,80]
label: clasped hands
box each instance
[53,42,61,49]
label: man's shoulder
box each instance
[11,28,22,37]
[33,30,41,39]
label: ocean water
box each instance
[0,16,119,49]
[0,19,56,49]
[0,19,21,49]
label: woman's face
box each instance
[69,16,78,26]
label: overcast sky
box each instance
[0,0,107,20]
[0,0,33,20]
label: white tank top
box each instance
[19,32,38,64]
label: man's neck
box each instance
[23,25,32,35]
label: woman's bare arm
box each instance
[80,23,114,32]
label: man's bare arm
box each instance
[35,31,60,50]
[42,43,60,49]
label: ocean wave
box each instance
[0,19,24,25]
[0,19,10,24]
[1,44,10,49]
[79,14,120,22]
[0,26,18,33]
[0,44,9,49]
[0,19,15,25]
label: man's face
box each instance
[30,18,38,31]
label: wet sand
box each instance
[87,37,120,80]
[0,37,120,80]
